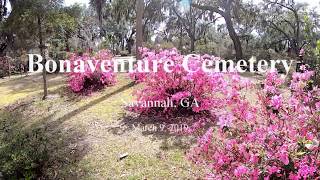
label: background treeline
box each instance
[0,0,320,73]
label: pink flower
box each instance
[267,166,281,174]
[316,102,320,112]
[197,128,213,153]
[289,173,300,180]
[251,169,260,180]
[217,113,234,128]
[278,151,290,165]
[299,64,307,71]
[234,165,249,177]
[249,154,259,164]
[298,165,316,179]
[270,95,283,110]
[171,91,191,101]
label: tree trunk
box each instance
[178,24,183,51]
[191,3,243,59]
[128,43,132,54]
[8,57,10,78]
[65,33,70,52]
[121,39,125,51]
[38,15,47,100]
[190,37,195,52]
[0,0,3,21]
[136,0,144,59]
[190,3,196,53]
[112,42,115,55]
[142,23,148,42]
[0,43,6,57]
[224,12,243,60]
[127,29,135,55]
[294,11,300,56]
[0,0,7,21]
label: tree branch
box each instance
[191,3,225,17]
[266,20,291,41]
[172,7,191,35]
[265,0,296,12]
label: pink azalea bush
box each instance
[129,48,320,178]
[67,50,116,94]
[188,68,320,179]
[129,48,230,117]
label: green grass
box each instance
[0,73,202,179]
[0,73,66,107]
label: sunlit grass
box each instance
[0,73,66,107]
[0,73,201,179]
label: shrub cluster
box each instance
[129,48,236,117]
[188,68,320,179]
[67,50,116,94]
[129,48,320,179]
[0,110,49,179]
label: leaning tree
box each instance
[192,0,244,60]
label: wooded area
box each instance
[0,0,319,60]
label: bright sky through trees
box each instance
[64,0,89,6]
[63,0,319,7]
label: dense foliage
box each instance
[129,48,238,117]
[188,68,320,179]
[129,48,320,179]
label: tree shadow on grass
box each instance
[0,74,31,86]
[108,113,200,151]
[48,85,82,104]
[0,77,137,179]
[0,73,66,96]
[50,81,136,124]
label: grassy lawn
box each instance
[0,73,202,179]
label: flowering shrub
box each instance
[67,50,116,94]
[188,68,320,179]
[128,48,320,178]
[129,48,230,117]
